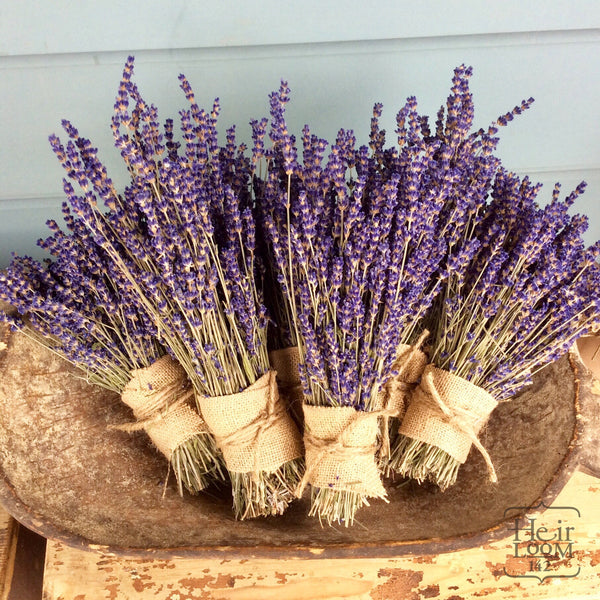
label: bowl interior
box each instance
[0,325,579,556]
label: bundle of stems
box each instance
[253,72,492,524]
[392,168,600,488]
[3,57,597,523]
[0,214,216,494]
[381,66,538,474]
[42,57,303,518]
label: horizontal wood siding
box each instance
[1,2,599,265]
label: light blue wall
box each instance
[1,1,599,266]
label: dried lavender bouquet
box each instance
[0,212,215,495]
[48,57,303,519]
[393,169,600,489]
[254,78,481,525]
[380,65,538,474]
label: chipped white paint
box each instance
[42,470,600,600]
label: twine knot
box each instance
[417,369,498,483]
[111,386,195,433]
[212,372,288,478]
[198,370,303,476]
[297,405,396,498]
[111,355,207,462]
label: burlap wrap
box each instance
[120,355,206,461]
[268,346,304,425]
[376,343,428,460]
[300,404,387,498]
[378,343,429,417]
[198,370,303,474]
[398,364,497,469]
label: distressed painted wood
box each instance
[0,508,18,600]
[42,469,600,599]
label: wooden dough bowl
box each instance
[0,319,598,560]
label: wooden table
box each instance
[0,466,594,599]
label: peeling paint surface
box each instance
[372,568,423,600]
[37,470,600,599]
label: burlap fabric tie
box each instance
[268,346,304,426]
[398,364,498,481]
[377,343,428,459]
[297,404,388,499]
[198,370,303,475]
[117,355,206,462]
[381,343,429,415]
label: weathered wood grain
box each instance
[42,469,600,599]
[575,336,600,478]
[0,508,18,600]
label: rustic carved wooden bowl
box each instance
[0,312,598,560]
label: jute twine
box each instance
[398,364,498,481]
[198,370,303,475]
[268,346,304,425]
[377,339,429,458]
[116,355,206,462]
[297,404,392,498]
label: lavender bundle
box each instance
[0,214,216,495]
[46,57,303,519]
[254,78,483,525]
[379,66,538,474]
[393,168,600,489]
